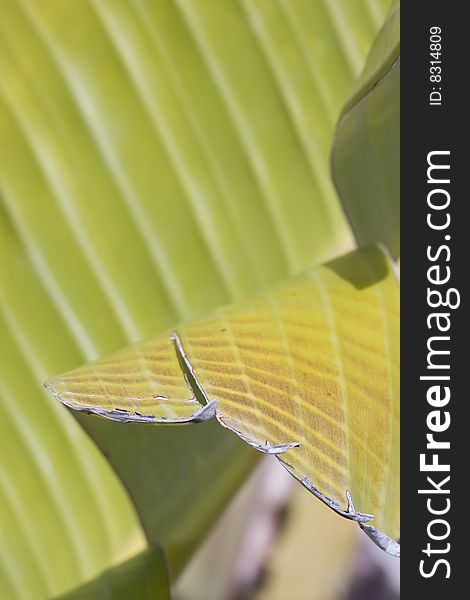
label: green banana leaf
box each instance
[49,246,400,553]
[332,2,400,258]
[55,545,170,600]
[0,0,392,598]
[75,416,257,575]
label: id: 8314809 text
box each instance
[429,26,443,106]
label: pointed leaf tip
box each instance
[45,247,399,551]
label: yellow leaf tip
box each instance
[43,376,218,424]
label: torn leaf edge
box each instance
[277,458,373,524]
[360,524,400,557]
[171,332,302,455]
[46,330,400,556]
[44,380,218,425]
[277,458,400,556]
